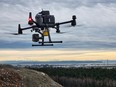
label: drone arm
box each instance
[55,21,73,33]
[18,24,37,34]
[21,26,36,30]
[56,20,72,25]
[54,15,76,33]
[55,15,76,26]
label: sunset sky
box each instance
[0,49,116,61]
[0,0,116,61]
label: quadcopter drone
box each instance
[17,10,76,46]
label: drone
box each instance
[17,10,76,46]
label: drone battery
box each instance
[43,30,48,36]
[35,14,55,27]
[41,11,50,15]
[32,34,39,42]
[42,15,55,24]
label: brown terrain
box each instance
[0,66,63,87]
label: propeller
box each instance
[8,32,28,35]
[6,32,27,35]
[63,24,84,28]
[10,33,21,35]
[5,24,23,35]
[56,32,67,34]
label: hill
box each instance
[0,65,63,87]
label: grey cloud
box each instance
[0,0,116,50]
[1,0,116,6]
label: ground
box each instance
[0,65,62,87]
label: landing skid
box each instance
[32,44,53,46]
[39,41,62,43]
[32,41,62,46]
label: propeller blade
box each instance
[63,24,84,28]
[11,33,20,35]
[58,32,66,34]
[7,33,27,35]
[55,32,67,34]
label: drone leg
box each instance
[47,28,52,42]
[41,35,44,45]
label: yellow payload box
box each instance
[43,30,49,36]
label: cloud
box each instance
[0,0,116,49]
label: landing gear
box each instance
[32,28,62,46]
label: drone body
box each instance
[18,10,76,46]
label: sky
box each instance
[0,0,116,61]
[0,50,116,61]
